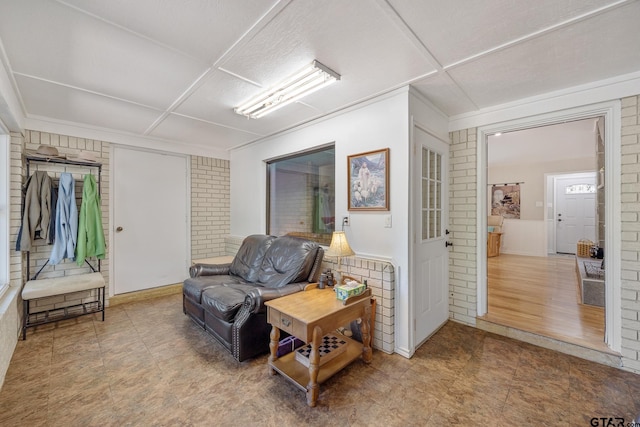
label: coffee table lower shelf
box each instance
[269,335,363,392]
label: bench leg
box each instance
[101,287,105,321]
[22,299,28,340]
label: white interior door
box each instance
[555,174,597,254]
[113,146,189,294]
[413,127,449,346]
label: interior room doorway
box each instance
[481,118,607,352]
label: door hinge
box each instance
[413,319,416,331]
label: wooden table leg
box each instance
[306,326,322,407]
[268,325,280,375]
[361,303,372,363]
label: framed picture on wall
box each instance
[347,148,389,211]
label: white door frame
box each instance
[108,144,191,297]
[476,100,621,352]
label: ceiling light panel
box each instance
[234,60,340,119]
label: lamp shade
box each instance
[325,231,355,257]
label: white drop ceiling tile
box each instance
[448,2,640,109]
[16,75,162,134]
[387,0,620,66]
[408,74,478,116]
[221,0,436,96]
[150,113,258,151]
[0,0,207,108]
[175,70,261,123]
[59,0,279,63]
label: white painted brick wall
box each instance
[271,169,314,235]
[448,128,478,325]
[321,256,394,353]
[191,156,230,259]
[10,133,23,289]
[620,95,640,372]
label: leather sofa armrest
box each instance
[243,282,307,314]
[189,263,231,278]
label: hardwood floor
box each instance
[482,254,608,352]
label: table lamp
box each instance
[325,230,354,285]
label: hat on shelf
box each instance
[28,145,65,159]
[71,150,98,163]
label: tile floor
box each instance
[1,293,639,426]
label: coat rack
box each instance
[24,154,103,280]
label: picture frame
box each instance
[347,148,389,211]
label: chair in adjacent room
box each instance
[487,215,504,257]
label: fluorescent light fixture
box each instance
[234,60,340,119]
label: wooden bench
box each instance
[22,272,106,339]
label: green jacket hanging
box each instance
[76,174,105,265]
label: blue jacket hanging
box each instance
[49,173,78,265]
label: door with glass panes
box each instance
[413,126,449,346]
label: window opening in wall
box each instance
[565,183,596,194]
[266,144,335,246]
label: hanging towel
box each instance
[76,174,105,265]
[49,173,78,265]
[16,171,52,251]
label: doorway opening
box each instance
[479,115,610,351]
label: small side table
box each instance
[265,285,373,407]
[487,232,503,257]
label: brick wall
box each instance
[620,95,640,372]
[323,256,395,353]
[9,133,22,290]
[224,235,244,257]
[449,97,640,373]
[448,127,478,325]
[271,169,314,235]
[191,156,230,259]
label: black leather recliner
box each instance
[183,234,324,361]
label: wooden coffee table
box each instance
[265,285,373,407]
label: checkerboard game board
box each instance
[295,333,348,367]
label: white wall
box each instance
[488,158,596,221]
[231,88,448,355]
[488,157,596,257]
[230,89,411,260]
[231,89,408,352]
[500,219,547,256]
